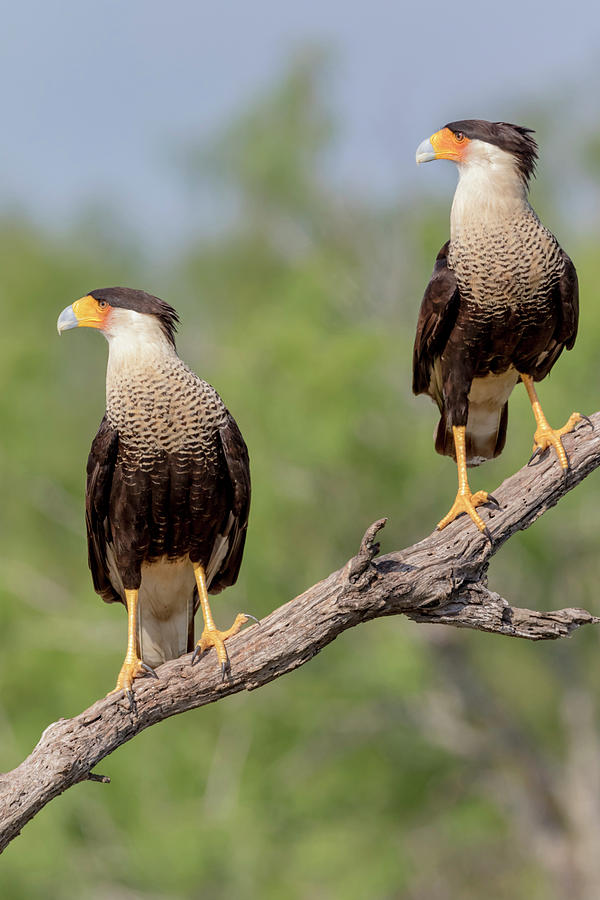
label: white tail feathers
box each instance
[137,557,196,669]
[465,402,508,465]
[435,368,518,466]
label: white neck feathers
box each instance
[105,309,177,384]
[450,140,529,239]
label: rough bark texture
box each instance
[1,413,599,853]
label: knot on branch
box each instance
[346,518,387,585]
[340,519,388,612]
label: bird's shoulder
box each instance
[87,416,119,479]
[85,417,121,603]
[171,359,229,414]
[412,241,461,396]
[218,409,251,518]
[554,247,579,350]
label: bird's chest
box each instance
[449,218,561,310]
[106,367,224,462]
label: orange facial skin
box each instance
[429,127,471,163]
[71,294,112,330]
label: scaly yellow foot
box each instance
[520,374,593,471]
[191,562,259,678]
[109,588,158,707]
[438,426,499,542]
[111,655,157,696]
[531,413,586,470]
[191,613,256,676]
[437,488,497,537]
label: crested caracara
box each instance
[413,119,589,538]
[57,288,254,700]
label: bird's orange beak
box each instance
[57,295,110,333]
[416,127,470,164]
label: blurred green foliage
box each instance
[1,54,600,899]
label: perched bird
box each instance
[57,288,254,700]
[413,119,588,537]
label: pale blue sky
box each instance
[0,0,598,246]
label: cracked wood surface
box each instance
[1,412,600,853]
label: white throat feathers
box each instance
[451,140,530,239]
[105,308,178,384]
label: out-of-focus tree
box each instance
[1,51,600,900]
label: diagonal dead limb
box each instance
[1,412,600,854]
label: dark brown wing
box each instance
[412,241,460,396]
[529,249,579,380]
[207,411,251,594]
[555,249,579,350]
[85,416,121,604]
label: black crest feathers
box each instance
[89,287,179,346]
[445,119,538,184]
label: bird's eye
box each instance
[455,132,465,142]
[97,300,108,310]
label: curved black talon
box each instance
[141,662,159,679]
[486,493,500,509]
[191,645,202,666]
[221,657,231,681]
[579,415,594,431]
[126,689,136,712]
[528,446,550,466]
[243,613,261,626]
[483,526,493,545]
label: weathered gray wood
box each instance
[1,412,599,852]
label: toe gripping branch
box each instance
[437,426,500,543]
[112,588,159,710]
[191,562,259,679]
[527,414,593,472]
[521,373,593,477]
[190,613,260,678]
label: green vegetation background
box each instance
[2,57,600,898]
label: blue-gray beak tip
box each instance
[57,305,79,335]
[416,137,436,165]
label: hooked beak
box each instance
[415,137,436,164]
[57,295,108,334]
[57,305,79,334]
[416,127,467,165]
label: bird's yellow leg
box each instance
[192,563,257,677]
[437,426,497,538]
[111,588,157,700]
[520,373,585,470]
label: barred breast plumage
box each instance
[448,208,563,313]
[106,359,228,458]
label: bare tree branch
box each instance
[1,413,599,853]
